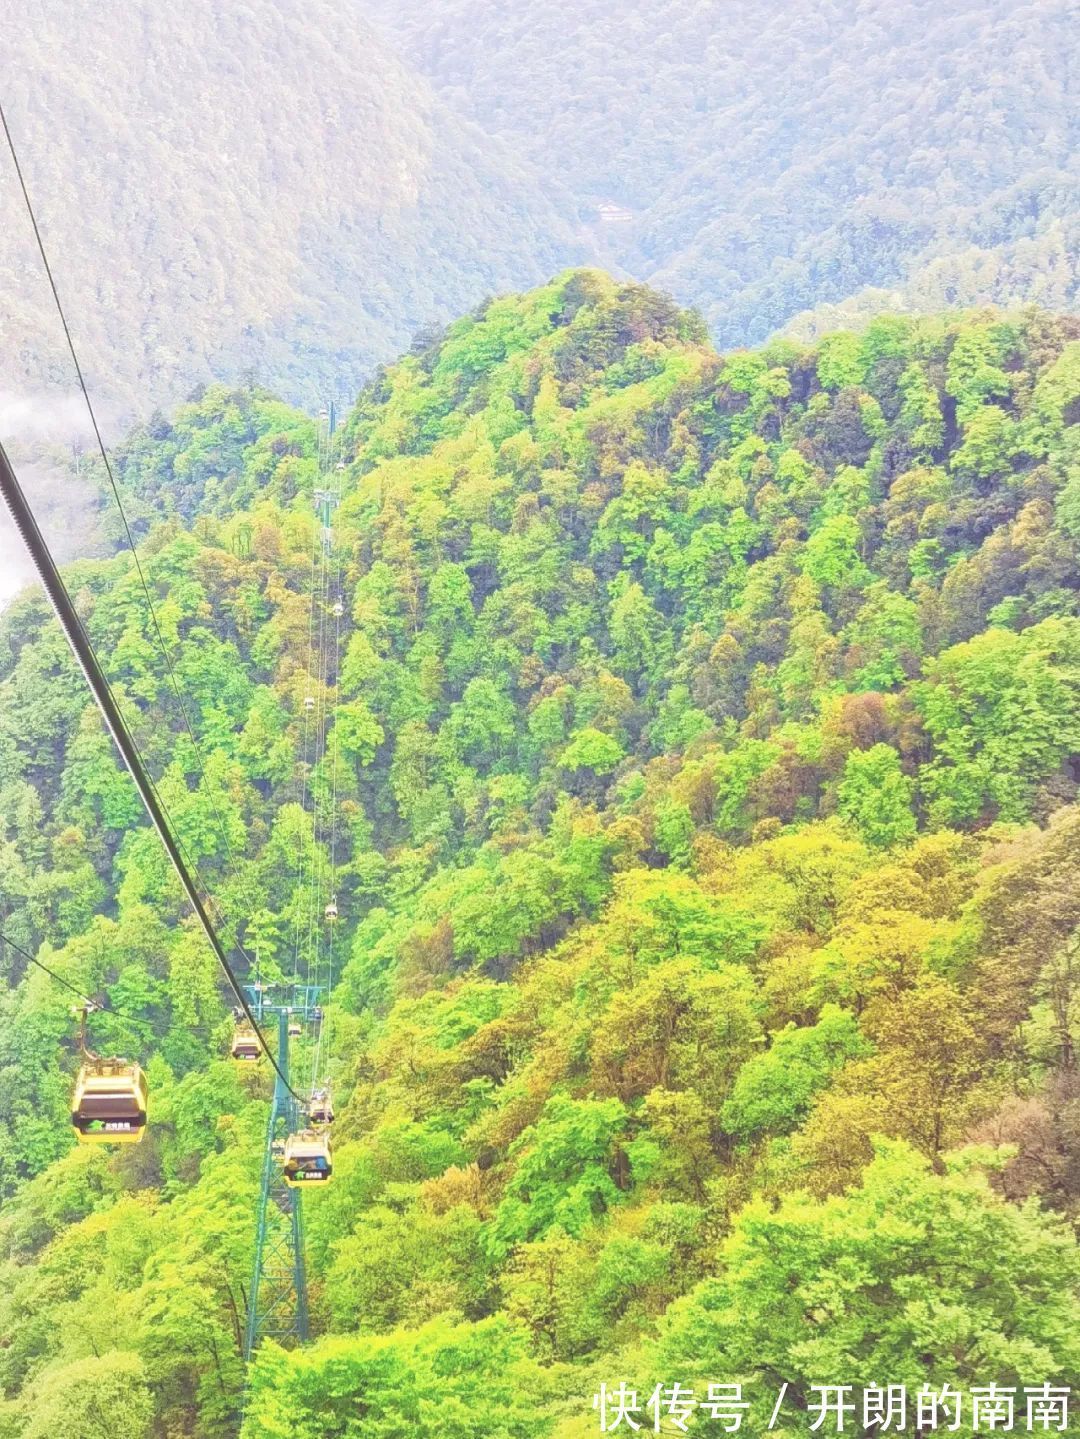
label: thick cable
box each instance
[0,441,301,1102]
[0,929,101,1011]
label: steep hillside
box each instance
[364,0,1080,341]
[0,0,582,415]
[1,274,1080,1435]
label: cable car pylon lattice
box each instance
[246,404,342,1360]
[243,989,322,1358]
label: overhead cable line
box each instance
[0,440,302,1103]
[0,929,101,1012]
[0,99,245,886]
[291,461,323,989]
[314,430,344,1090]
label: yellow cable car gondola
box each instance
[282,1129,332,1187]
[231,1023,261,1061]
[71,1056,148,1144]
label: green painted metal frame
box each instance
[243,988,321,1361]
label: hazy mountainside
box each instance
[2,0,1077,431]
[363,0,1080,342]
[2,274,1080,1434]
[0,0,582,416]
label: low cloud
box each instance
[0,388,112,610]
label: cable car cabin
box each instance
[231,1026,261,1062]
[71,1059,148,1144]
[283,1130,332,1187]
[309,1088,334,1126]
[303,696,315,712]
[288,1018,302,1039]
[325,898,339,922]
[332,600,344,618]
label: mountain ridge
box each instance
[2,0,1077,427]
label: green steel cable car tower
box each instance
[243,985,321,1361]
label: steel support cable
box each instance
[0,928,101,1011]
[317,468,345,1089]
[299,463,325,998]
[310,454,333,948]
[309,541,332,1091]
[291,482,322,989]
[0,444,302,1102]
[0,100,246,889]
[306,460,337,1090]
[304,506,332,1085]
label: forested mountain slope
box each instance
[364,0,1080,343]
[0,0,581,414]
[1,273,1080,1435]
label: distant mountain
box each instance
[0,0,584,418]
[363,0,1079,344]
[0,0,1075,427]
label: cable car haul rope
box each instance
[0,441,294,1099]
[0,98,344,1368]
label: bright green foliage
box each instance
[1,277,1080,1437]
[325,1202,488,1334]
[919,621,1080,824]
[242,1318,555,1439]
[559,728,624,777]
[722,1005,870,1138]
[492,1097,629,1250]
[22,1352,153,1439]
[658,1144,1080,1412]
[837,744,917,848]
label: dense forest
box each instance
[363,0,1080,343]
[1,271,1080,1435]
[0,0,580,413]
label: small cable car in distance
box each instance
[283,1129,332,1186]
[309,1086,334,1126]
[71,1056,148,1144]
[288,1016,302,1039]
[231,1023,261,1062]
[325,897,338,922]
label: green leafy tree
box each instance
[659,1144,1080,1415]
[837,743,917,848]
